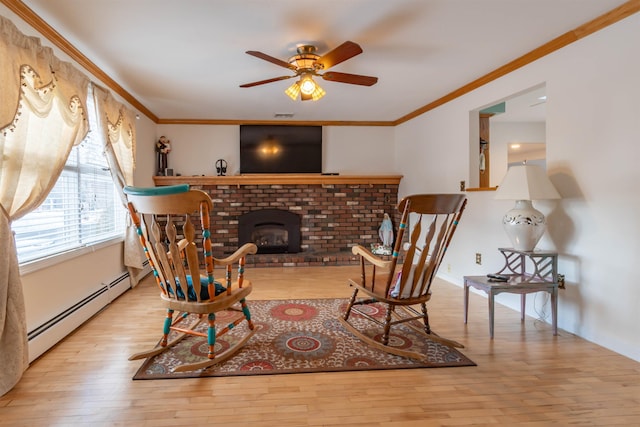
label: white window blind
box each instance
[13,92,126,264]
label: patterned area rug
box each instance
[133,298,475,379]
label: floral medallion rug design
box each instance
[133,298,475,379]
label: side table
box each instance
[463,248,558,338]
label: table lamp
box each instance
[495,162,560,251]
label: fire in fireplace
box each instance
[238,209,301,254]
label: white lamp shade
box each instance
[495,163,560,201]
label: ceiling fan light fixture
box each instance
[284,81,301,100]
[287,74,325,101]
[242,41,377,100]
[299,75,317,95]
[310,84,326,101]
[290,45,321,70]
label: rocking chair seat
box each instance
[161,282,253,315]
[168,275,226,301]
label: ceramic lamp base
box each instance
[502,200,546,251]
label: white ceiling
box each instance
[19,0,628,123]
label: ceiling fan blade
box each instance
[321,71,378,86]
[239,75,293,88]
[315,41,363,69]
[246,51,297,70]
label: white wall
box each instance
[395,104,470,195]
[323,127,396,174]
[134,114,161,187]
[156,124,397,176]
[395,13,640,362]
[154,125,239,176]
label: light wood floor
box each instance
[1,266,639,426]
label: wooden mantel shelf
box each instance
[154,174,403,186]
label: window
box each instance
[12,92,126,265]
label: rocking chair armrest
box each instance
[351,244,393,269]
[214,243,258,266]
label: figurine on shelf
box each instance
[156,136,171,175]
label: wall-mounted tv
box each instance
[240,125,322,174]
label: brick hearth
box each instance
[154,175,401,267]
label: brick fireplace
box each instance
[154,175,401,267]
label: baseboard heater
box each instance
[27,285,110,342]
[27,261,150,361]
[26,271,129,342]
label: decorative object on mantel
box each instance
[494,161,560,251]
[155,136,171,175]
[215,159,227,176]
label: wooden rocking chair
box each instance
[339,194,467,361]
[124,184,258,372]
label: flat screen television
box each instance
[240,125,322,174]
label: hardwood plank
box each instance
[1,265,638,426]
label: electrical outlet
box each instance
[460,180,466,191]
[475,253,482,265]
[447,263,451,273]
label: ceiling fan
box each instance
[239,41,378,101]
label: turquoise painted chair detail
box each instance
[124,185,258,372]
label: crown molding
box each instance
[156,118,394,126]
[393,0,640,125]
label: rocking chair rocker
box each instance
[124,185,258,372]
[339,193,467,361]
